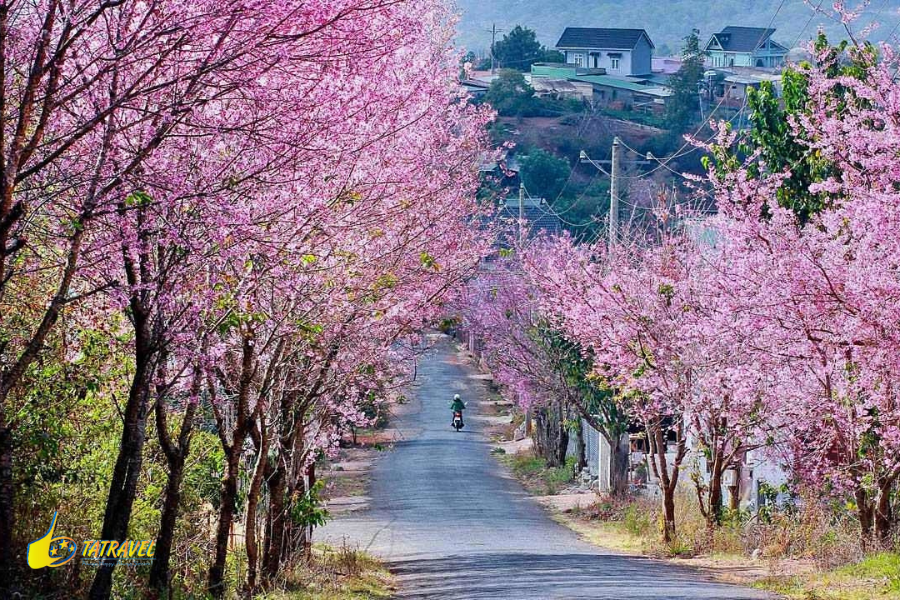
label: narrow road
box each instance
[320,335,773,599]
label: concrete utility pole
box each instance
[490,24,500,74]
[580,142,650,249]
[697,82,706,122]
[518,182,525,244]
[609,136,621,247]
[518,181,532,436]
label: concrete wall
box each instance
[564,49,634,76]
[589,85,636,108]
[583,418,599,479]
[709,51,753,68]
[631,36,653,75]
[581,417,791,513]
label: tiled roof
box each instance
[556,28,653,51]
[708,26,775,53]
[497,199,562,237]
[572,75,672,97]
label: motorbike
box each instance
[452,410,464,431]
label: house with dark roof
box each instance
[555,28,654,76]
[705,26,788,69]
[497,196,562,239]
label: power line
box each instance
[612,92,751,182]
[794,0,827,48]
[519,183,599,228]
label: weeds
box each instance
[837,552,900,592]
[258,542,394,600]
[503,452,576,495]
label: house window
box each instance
[573,53,584,67]
[611,58,620,70]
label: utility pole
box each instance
[609,136,621,247]
[490,23,499,74]
[518,182,532,436]
[697,81,705,122]
[518,182,525,244]
[580,142,649,249]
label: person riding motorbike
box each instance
[450,394,466,427]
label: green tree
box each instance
[493,25,562,71]
[741,34,877,222]
[534,327,632,496]
[665,30,706,131]
[520,149,570,200]
[483,69,539,116]
[705,34,878,223]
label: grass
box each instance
[561,492,900,600]
[501,452,576,495]
[257,544,394,600]
[752,552,900,600]
[553,513,647,554]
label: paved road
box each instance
[320,335,774,599]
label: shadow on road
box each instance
[390,552,767,599]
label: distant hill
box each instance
[453,0,900,56]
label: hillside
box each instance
[454,0,900,55]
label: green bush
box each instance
[623,503,654,537]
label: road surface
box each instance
[320,335,774,599]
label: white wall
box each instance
[564,49,633,75]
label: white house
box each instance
[705,26,788,69]
[555,28,654,77]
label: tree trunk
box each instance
[263,467,286,581]
[148,458,186,595]
[728,461,741,512]
[650,426,677,543]
[573,421,587,472]
[284,475,308,563]
[89,328,154,600]
[608,432,630,498]
[532,403,567,468]
[646,420,686,545]
[557,401,569,468]
[208,445,240,598]
[532,407,549,463]
[207,337,255,598]
[856,486,874,542]
[304,463,317,560]
[707,463,724,529]
[873,478,895,543]
[245,421,269,593]
[149,390,198,595]
[263,386,291,583]
[662,485,677,543]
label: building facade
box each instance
[705,26,788,69]
[555,28,654,77]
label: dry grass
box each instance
[558,488,899,600]
[258,543,395,600]
[754,552,900,599]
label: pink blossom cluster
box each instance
[0,0,495,590]
[467,41,900,537]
